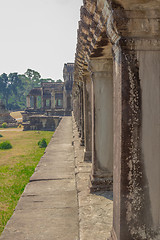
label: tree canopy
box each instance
[0,69,62,110]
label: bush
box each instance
[0,134,3,138]
[0,141,12,150]
[38,138,47,148]
[2,122,7,128]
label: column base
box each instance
[80,137,85,146]
[89,171,113,193]
[78,131,81,138]
[108,229,117,240]
[84,150,92,162]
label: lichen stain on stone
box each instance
[123,52,159,239]
[123,52,149,239]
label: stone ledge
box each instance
[89,174,113,193]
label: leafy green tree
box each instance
[8,73,21,96]
[25,69,41,87]
[8,74,26,110]
[0,73,10,106]
[0,73,22,108]
[0,69,61,110]
[18,74,32,97]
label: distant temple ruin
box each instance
[22,63,74,131]
[0,100,17,127]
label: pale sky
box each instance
[0,0,83,80]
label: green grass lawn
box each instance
[0,130,53,235]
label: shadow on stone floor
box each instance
[93,191,113,201]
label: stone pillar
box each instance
[73,85,80,128]
[26,96,30,108]
[77,84,81,137]
[41,88,44,111]
[33,96,37,110]
[70,93,73,110]
[51,89,55,110]
[83,72,92,162]
[110,36,160,239]
[89,58,113,192]
[80,82,84,146]
[63,89,67,110]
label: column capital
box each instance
[106,8,160,50]
[81,70,91,84]
[88,58,113,79]
[89,58,112,73]
[82,69,90,77]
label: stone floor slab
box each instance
[0,116,113,240]
[0,117,79,240]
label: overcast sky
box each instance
[0,0,83,80]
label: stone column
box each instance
[80,82,84,146]
[41,88,44,111]
[26,96,30,108]
[63,88,67,111]
[70,92,73,110]
[110,37,160,240]
[89,57,113,192]
[77,84,81,137]
[83,71,92,162]
[73,85,80,128]
[33,96,37,110]
[51,89,55,110]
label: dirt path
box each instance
[0,128,23,132]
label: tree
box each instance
[0,73,23,109]
[8,73,21,96]
[0,73,10,106]
[56,79,62,83]
[0,69,59,110]
[25,69,41,87]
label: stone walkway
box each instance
[0,116,113,240]
[72,118,113,240]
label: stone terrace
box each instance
[0,117,113,240]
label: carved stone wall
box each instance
[73,0,160,239]
[0,100,17,126]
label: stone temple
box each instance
[0,100,17,127]
[1,1,160,239]
[22,63,74,131]
[72,0,160,239]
